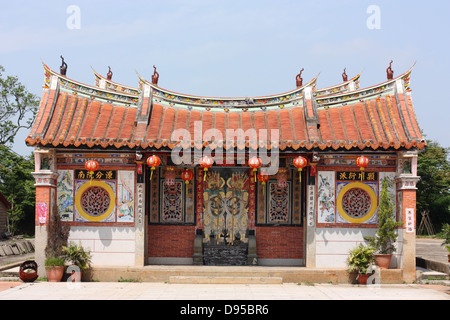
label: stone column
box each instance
[32,149,58,277]
[395,151,420,282]
[305,164,317,268]
[134,158,147,266]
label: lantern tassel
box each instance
[204,168,207,181]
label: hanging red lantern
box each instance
[84,160,99,183]
[85,160,99,171]
[257,172,270,195]
[356,156,369,180]
[293,156,307,182]
[199,156,213,181]
[248,157,262,182]
[147,155,161,180]
[181,169,194,185]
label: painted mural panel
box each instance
[117,170,135,222]
[379,172,396,219]
[317,171,335,223]
[57,170,74,221]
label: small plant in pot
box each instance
[44,206,70,282]
[364,178,403,269]
[347,243,375,284]
[62,241,92,282]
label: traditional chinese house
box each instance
[27,60,425,282]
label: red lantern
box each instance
[199,156,213,181]
[248,157,262,182]
[356,156,369,180]
[293,156,307,182]
[85,160,99,171]
[84,160,99,183]
[181,169,194,185]
[147,155,161,180]
[257,172,270,195]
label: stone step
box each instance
[416,267,449,280]
[169,276,283,284]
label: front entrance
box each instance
[202,167,250,265]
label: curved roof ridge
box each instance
[41,61,139,106]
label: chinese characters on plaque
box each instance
[405,208,414,233]
[337,171,378,181]
[307,185,315,227]
[75,169,116,180]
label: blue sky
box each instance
[1,0,449,155]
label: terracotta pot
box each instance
[373,254,392,269]
[46,266,65,282]
[357,273,370,285]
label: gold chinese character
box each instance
[86,171,94,179]
[339,172,347,180]
[105,171,114,179]
[96,171,104,179]
[367,172,375,181]
[358,171,365,181]
[77,171,85,179]
[349,172,357,180]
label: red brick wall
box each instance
[400,189,417,227]
[35,186,53,225]
[148,225,195,258]
[255,226,303,259]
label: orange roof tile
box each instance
[26,63,426,152]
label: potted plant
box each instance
[62,241,92,282]
[44,256,66,282]
[44,206,70,282]
[347,243,375,284]
[365,178,403,269]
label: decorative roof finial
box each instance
[386,60,394,80]
[107,66,113,80]
[296,68,304,88]
[342,68,348,82]
[152,65,159,85]
[60,55,67,76]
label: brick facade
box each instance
[148,225,196,258]
[255,226,303,259]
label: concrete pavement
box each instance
[0,237,448,301]
[0,281,448,300]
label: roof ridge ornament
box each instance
[152,65,159,86]
[386,60,394,80]
[60,55,67,76]
[107,66,113,80]
[342,68,348,82]
[296,68,304,88]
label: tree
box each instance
[0,145,35,235]
[0,65,39,145]
[416,139,450,232]
[365,178,403,254]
